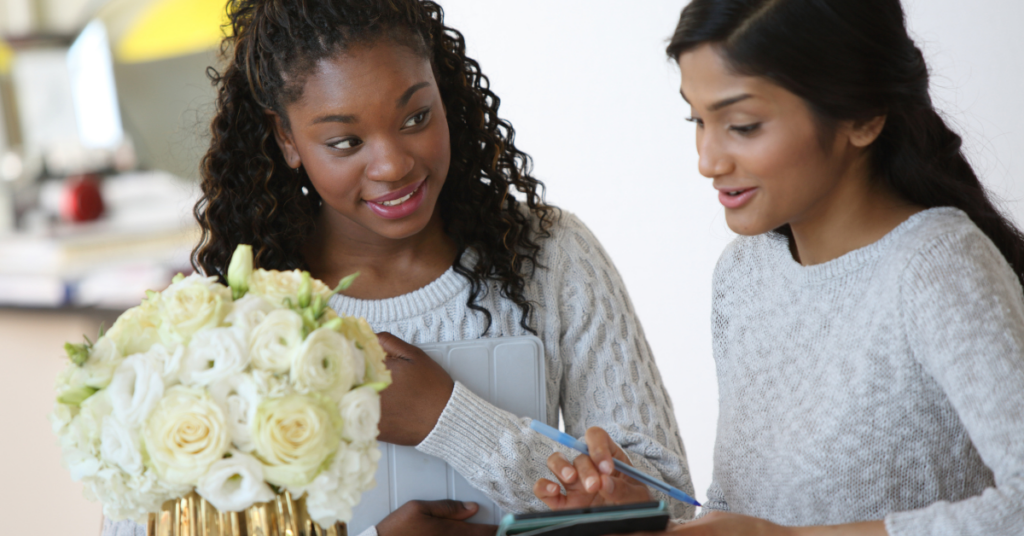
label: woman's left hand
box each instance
[534,427,652,510]
[375,333,455,446]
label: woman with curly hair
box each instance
[101,1,693,535]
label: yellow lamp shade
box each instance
[116,0,229,64]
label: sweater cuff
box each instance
[355,526,378,536]
[415,381,507,475]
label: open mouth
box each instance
[378,185,420,207]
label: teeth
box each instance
[380,188,417,206]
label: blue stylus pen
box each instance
[529,419,702,507]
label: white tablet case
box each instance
[348,336,548,535]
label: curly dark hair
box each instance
[193,0,558,333]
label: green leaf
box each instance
[57,386,99,406]
[172,273,186,284]
[333,272,360,294]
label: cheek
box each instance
[304,155,363,205]
[743,128,832,209]
[424,118,452,181]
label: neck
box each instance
[788,157,921,266]
[303,207,458,299]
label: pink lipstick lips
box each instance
[364,179,428,220]
[717,186,758,209]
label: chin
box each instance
[724,213,776,237]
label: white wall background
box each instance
[439,0,1024,502]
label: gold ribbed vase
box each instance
[146,491,346,536]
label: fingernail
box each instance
[547,483,559,494]
[561,467,575,480]
[599,460,614,474]
[585,476,598,491]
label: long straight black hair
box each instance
[667,0,1024,286]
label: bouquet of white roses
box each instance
[49,245,391,528]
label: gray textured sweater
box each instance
[705,207,1024,535]
[102,211,694,536]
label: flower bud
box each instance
[228,245,254,299]
[65,341,91,366]
[298,271,313,308]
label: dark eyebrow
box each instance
[709,94,752,112]
[679,91,753,112]
[396,82,430,108]
[312,114,357,125]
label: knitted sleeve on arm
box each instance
[416,213,695,519]
[101,518,146,536]
[885,229,1024,536]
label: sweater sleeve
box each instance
[100,519,145,536]
[887,230,1024,536]
[416,212,695,519]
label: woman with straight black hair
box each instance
[533,0,1024,534]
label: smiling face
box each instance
[678,44,871,236]
[272,40,451,244]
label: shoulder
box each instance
[890,207,1006,272]
[532,208,611,269]
[888,207,1020,295]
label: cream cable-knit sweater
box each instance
[102,211,694,536]
[705,207,1024,535]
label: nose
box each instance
[365,138,415,183]
[696,130,734,179]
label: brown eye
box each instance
[331,138,362,150]
[403,110,429,128]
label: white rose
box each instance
[179,327,249,387]
[291,328,356,395]
[196,450,276,512]
[105,302,162,357]
[249,309,304,373]
[251,393,342,488]
[224,294,276,336]
[100,417,143,475]
[143,386,230,485]
[108,353,165,429]
[209,373,261,452]
[248,269,333,308]
[338,386,380,443]
[156,274,233,345]
[302,442,382,526]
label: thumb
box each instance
[376,332,414,359]
[419,500,479,520]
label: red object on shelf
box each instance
[60,175,105,222]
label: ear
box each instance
[848,114,887,148]
[268,111,302,169]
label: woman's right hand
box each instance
[375,500,496,536]
[533,427,652,510]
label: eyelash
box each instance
[685,117,762,135]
